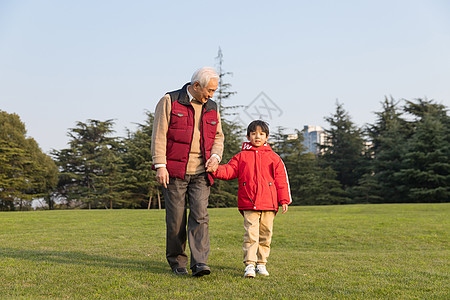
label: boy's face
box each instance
[247,126,268,147]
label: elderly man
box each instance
[151,67,224,276]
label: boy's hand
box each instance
[282,204,288,213]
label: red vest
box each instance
[165,83,218,185]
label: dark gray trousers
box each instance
[162,173,210,270]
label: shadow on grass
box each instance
[0,247,168,274]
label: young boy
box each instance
[211,120,291,278]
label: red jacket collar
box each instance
[241,142,272,151]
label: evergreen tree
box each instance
[367,96,407,153]
[209,117,242,208]
[403,98,448,122]
[320,102,366,191]
[120,111,159,208]
[373,120,409,202]
[215,47,237,115]
[94,138,127,209]
[366,97,449,203]
[271,128,349,205]
[350,173,384,203]
[363,98,409,203]
[52,119,125,209]
[0,111,57,210]
[396,101,450,202]
[208,48,242,207]
[51,148,78,208]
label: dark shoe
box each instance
[173,267,188,275]
[191,263,211,277]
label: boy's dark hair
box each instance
[247,120,270,137]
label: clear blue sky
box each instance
[1,0,449,153]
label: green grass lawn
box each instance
[0,204,448,299]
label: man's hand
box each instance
[205,156,219,172]
[156,167,170,188]
[282,204,288,213]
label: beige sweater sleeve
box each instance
[151,94,171,165]
[211,111,225,161]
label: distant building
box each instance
[302,125,327,154]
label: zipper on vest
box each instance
[200,106,205,160]
[184,104,195,179]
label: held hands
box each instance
[156,167,170,188]
[157,157,219,188]
[205,156,219,173]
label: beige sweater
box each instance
[151,93,224,175]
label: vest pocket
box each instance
[171,110,188,129]
[204,117,218,138]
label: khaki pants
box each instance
[242,210,275,266]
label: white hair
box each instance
[191,67,219,87]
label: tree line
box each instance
[1,95,448,211]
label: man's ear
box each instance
[247,135,250,141]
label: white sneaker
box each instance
[244,264,256,278]
[256,264,269,276]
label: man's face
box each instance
[192,78,218,103]
[247,126,268,147]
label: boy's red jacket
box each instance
[213,142,292,211]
